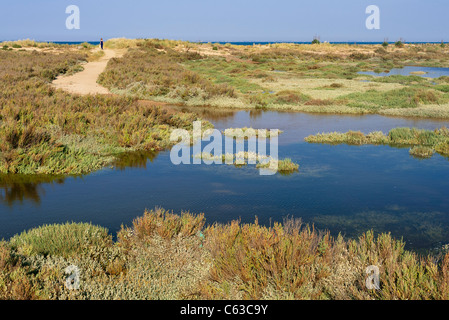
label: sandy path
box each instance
[53,49,123,95]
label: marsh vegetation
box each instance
[195,152,299,174]
[0,46,207,175]
[2,209,449,300]
[97,39,449,118]
[2,39,449,300]
[305,127,449,159]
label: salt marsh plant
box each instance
[2,209,449,300]
[395,40,404,48]
[97,43,236,104]
[305,130,388,145]
[195,151,270,165]
[256,158,299,174]
[340,87,446,111]
[223,127,283,139]
[409,146,435,159]
[96,39,449,117]
[0,49,207,175]
[9,223,112,258]
[305,127,449,159]
[194,151,298,174]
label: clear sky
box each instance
[1,0,448,42]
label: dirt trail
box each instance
[53,49,123,95]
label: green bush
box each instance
[409,146,435,158]
[388,127,440,146]
[306,127,449,160]
[9,223,112,258]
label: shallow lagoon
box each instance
[1,109,449,251]
[358,66,449,78]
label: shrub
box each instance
[375,47,387,55]
[275,90,309,105]
[2,210,449,300]
[9,223,112,258]
[277,158,300,173]
[0,49,207,174]
[98,46,235,101]
[202,218,333,299]
[342,88,443,110]
[304,99,335,106]
[409,146,435,158]
[118,208,206,245]
[435,140,449,156]
[306,127,449,159]
[388,127,440,146]
[330,83,344,88]
[349,52,372,60]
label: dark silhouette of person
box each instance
[100,38,103,50]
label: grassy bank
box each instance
[1,208,449,300]
[97,39,449,118]
[305,127,449,159]
[0,47,209,175]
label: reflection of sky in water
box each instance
[358,66,449,78]
[1,110,449,251]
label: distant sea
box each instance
[206,41,447,45]
[4,41,447,46]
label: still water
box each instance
[358,66,449,78]
[1,108,449,251]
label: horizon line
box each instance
[1,38,447,44]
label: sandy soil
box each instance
[53,49,123,95]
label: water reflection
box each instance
[113,151,159,170]
[174,106,236,121]
[249,109,263,119]
[0,175,65,206]
[0,151,161,206]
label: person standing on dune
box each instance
[100,38,104,50]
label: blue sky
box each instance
[1,0,448,42]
